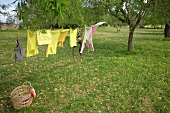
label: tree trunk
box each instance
[128,30,134,52]
[164,22,170,38]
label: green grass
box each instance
[0,27,170,113]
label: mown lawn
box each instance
[0,27,170,113]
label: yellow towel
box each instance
[26,30,39,57]
[58,29,69,47]
[37,30,52,45]
[70,29,77,47]
[46,30,60,57]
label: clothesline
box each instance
[26,29,75,57]
[15,22,105,62]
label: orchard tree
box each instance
[6,13,15,24]
[12,0,68,29]
[13,0,86,29]
[149,0,170,38]
[60,0,85,28]
[0,4,10,22]
[82,0,105,25]
[0,4,8,15]
[164,22,170,38]
[143,0,170,38]
[103,0,150,52]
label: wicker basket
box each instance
[11,82,34,110]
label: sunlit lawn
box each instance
[0,27,170,113]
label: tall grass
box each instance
[0,27,169,113]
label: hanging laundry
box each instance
[92,22,105,38]
[78,40,82,56]
[70,28,78,47]
[95,22,106,26]
[77,28,84,56]
[80,27,94,55]
[71,28,84,58]
[58,29,69,47]
[37,30,52,45]
[46,30,60,57]
[26,30,39,57]
[14,39,25,62]
[92,25,98,38]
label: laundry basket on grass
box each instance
[11,82,36,110]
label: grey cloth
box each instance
[14,39,25,63]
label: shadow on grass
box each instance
[136,32,163,36]
[134,32,163,41]
[135,37,163,41]
[113,50,139,57]
[94,42,139,58]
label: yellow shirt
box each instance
[26,30,39,57]
[46,30,60,57]
[58,29,69,47]
[70,29,77,47]
[37,30,52,45]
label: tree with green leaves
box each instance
[147,0,170,38]
[12,0,68,29]
[0,4,8,15]
[60,0,85,28]
[82,0,105,25]
[102,0,150,52]
[5,14,15,24]
[0,4,10,23]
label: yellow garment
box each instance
[58,29,69,47]
[70,29,77,47]
[46,30,60,57]
[26,30,39,57]
[37,30,52,45]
